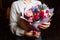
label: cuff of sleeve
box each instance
[16,28,25,36]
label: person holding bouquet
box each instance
[10,0,51,40]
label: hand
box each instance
[33,32,41,38]
[38,22,51,29]
[24,31,41,38]
[24,31,33,37]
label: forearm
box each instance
[10,2,25,36]
[10,22,25,36]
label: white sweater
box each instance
[10,0,41,36]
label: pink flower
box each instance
[25,9,33,17]
[27,17,33,22]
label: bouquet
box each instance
[18,3,54,37]
[24,3,54,31]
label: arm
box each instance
[10,2,25,36]
[10,2,34,36]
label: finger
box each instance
[41,24,50,27]
[48,19,51,22]
[40,26,48,29]
[38,24,50,29]
[25,32,33,37]
[39,23,50,29]
[33,32,41,38]
[40,25,50,29]
[30,30,33,32]
[42,22,50,25]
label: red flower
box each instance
[40,10,46,19]
[46,10,49,13]
[34,12,40,21]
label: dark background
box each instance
[0,0,60,40]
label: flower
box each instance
[25,9,33,17]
